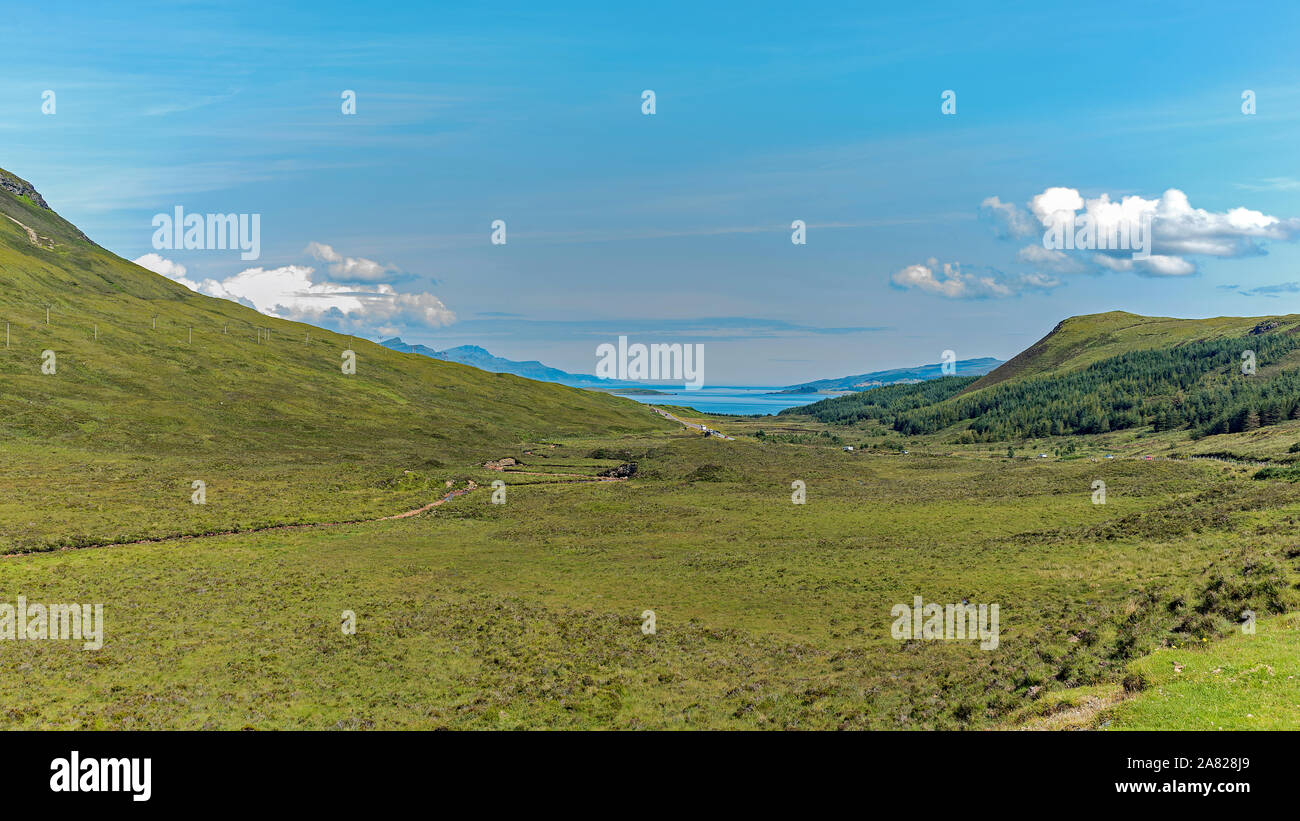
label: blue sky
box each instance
[4,0,1300,385]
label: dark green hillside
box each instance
[777,375,977,424]
[792,312,1300,442]
[967,310,1300,391]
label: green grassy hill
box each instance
[792,309,1300,444]
[968,310,1300,392]
[0,167,668,551]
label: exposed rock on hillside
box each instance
[0,169,51,209]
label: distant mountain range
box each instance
[774,356,1004,394]
[379,338,644,388]
[381,337,1003,396]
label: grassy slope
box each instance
[0,170,668,551]
[1106,612,1300,730]
[967,310,1300,393]
[781,309,1300,464]
[1011,613,1300,730]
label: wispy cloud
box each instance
[1234,178,1300,192]
[440,316,888,344]
[143,89,242,117]
[1219,281,1300,297]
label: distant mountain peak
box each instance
[379,337,640,388]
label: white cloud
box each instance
[990,186,1300,277]
[1090,253,1196,277]
[130,251,455,336]
[1027,187,1086,226]
[980,196,1035,238]
[212,264,455,332]
[305,241,393,282]
[1015,244,1086,273]
[133,252,188,279]
[890,259,1059,299]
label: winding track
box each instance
[4,214,52,248]
[3,471,625,558]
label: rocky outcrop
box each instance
[598,462,637,478]
[483,457,520,470]
[0,167,95,246]
[0,169,51,210]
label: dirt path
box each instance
[4,471,623,558]
[499,469,625,481]
[4,214,52,248]
[380,480,478,519]
[1013,690,1131,731]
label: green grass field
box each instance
[4,169,1300,730]
[5,427,1298,729]
[1009,613,1300,730]
[1106,613,1300,730]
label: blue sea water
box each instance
[617,387,837,416]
